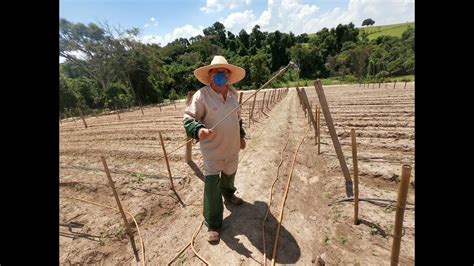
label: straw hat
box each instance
[194,55,245,85]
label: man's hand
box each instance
[240,138,246,150]
[198,128,214,140]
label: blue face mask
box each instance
[212,71,228,86]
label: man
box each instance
[183,55,246,243]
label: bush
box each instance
[375,71,389,81]
[168,89,179,101]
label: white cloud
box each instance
[220,10,257,33]
[144,17,158,28]
[140,24,204,46]
[201,0,252,13]
[301,0,414,34]
[253,0,320,33]
[221,0,413,35]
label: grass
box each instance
[359,22,414,40]
[308,22,414,41]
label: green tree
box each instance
[203,22,227,48]
[249,50,270,87]
[362,18,375,27]
[267,31,290,72]
[238,29,250,50]
[250,25,265,49]
[60,19,120,95]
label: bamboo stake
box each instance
[351,129,359,225]
[116,104,121,120]
[317,105,320,154]
[314,80,353,197]
[239,92,244,104]
[394,81,397,88]
[250,92,257,122]
[159,131,177,193]
[100,156,133,237]
[301,89,317,145]
[390,164,412,266]
[78,107,88,128]
[261,91,266,113]
[266,89,271,109]
[248,105,251,129]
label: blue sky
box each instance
[60,0,414,47]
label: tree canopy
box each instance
[60,19,414,116]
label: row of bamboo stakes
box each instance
[351,128,412,265]
[61,101,179,129]
[61,80,411,264]
[60,87,289,265]
[358,80,410,89]
[60,129,184,265]
[296,80,412,265]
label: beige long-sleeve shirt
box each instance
[183,85,241,175]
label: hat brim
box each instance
[194,63,245,85]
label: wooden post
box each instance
[140,105,144,115]
[378,82,381,88]
[248,106,251,129]
[265,91,270,110]
[394,80,397,88]
[239,92,244,105]
[185,136,192,163]
[404,81,407,89]
[250,92,257,123]
[159,104,162,112]
[159,131,177,192]
[261,91,266,113]
[295,88,306,116]
[301,89,318,145]
[185,93,194,163]
[116,104,121,120]
[78,107,88,128]
[351,129,359,225]
[391,165,412,266]
[386,82,388,88]
[317,106,321,154]
[268,90,272,107]
[100,156,133,237]
[314,80,353,197]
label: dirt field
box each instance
[59,82,414,265]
